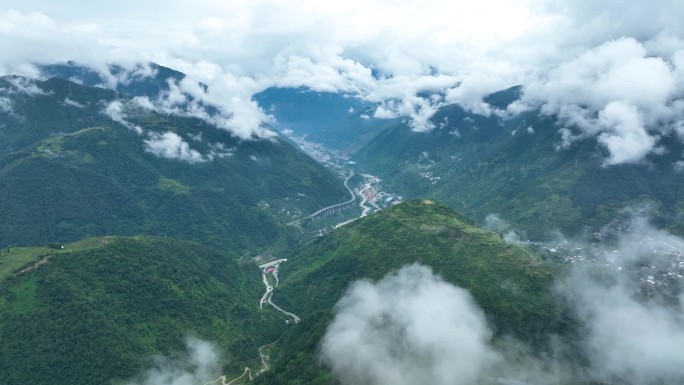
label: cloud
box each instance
[62,97,85,108]
[1,2,684,157]
[143,131,208,163]
[2,75,50,96]
[321,212,684,385]
[125,337,221,385]
[103,100,143,135]
[484,214,522,243]
[0,96,13,113]
[597,102,659,165]
[512,37,684,165]
[372,96,441,132]
[565,212,684,384]
[320,263,500,385]
[131,75,276,140]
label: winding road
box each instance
[258,259,301,323]
[334,182,373,229]
[358,183,372,218]
[308,171,356,218]
[203,342,276,385]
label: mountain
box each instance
[255,200,573,385]
[354,90,684,240]
[0,236,281,385]
[39,61,201,99]
[254,87,391,151]
[0,74,349,252]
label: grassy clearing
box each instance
[0,236,116,282]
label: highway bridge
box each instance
[309,171,356,219]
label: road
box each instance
[334,182,372,229]
[203,342,276,385]
[258,259,301,323]
[308,171,356,218]
[358,183,372,217]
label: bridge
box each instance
[309,171,356,219]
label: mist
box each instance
[125,338,221,385]
[565,212,684,384]
[321,212,684,385]
[320,264,500,385]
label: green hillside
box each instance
[0,236,281,385]
[257,200,573,385]
[354,100,684,239]
[0,75,349,252]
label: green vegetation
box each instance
[257,200,573,385]
[0,75,350,253]
[354,100,684,239]
[0,237,283,385]
[0,237,116,282]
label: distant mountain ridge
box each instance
[0,68,349,251]
[352,89,684,240]
[39,61,202,97]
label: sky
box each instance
[2,0,684,164]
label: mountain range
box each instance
[0,68,349,252]
[1,61,682,385]
[256,85,684,240]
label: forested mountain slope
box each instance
[355,89,684,239]
[0,74,349,251]
[0,237,281,385]
[257,200,573,385]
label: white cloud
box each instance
[514,37,684,164]
[125,338,220,385]
[0,96,13,113]
[373,105,397,120]
[4,75,49,96]
[0,1,683,158]
[131,75,275,140]
[63,97,85,108]
[597,102,658,165]
[103,100,143,135]
[321,264,499,385]
[566,213,684,384]
[143,131,208,163]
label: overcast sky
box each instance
[2,1,684,163]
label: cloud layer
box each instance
[513,37,684,165]
[322,212,684,385]
[567,213,684,384]
[1,1,683,161]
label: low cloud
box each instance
[125,337,220,385]
[63,97,86,108]
[132,76,276,140]
[2,76,50,96]
[372,96,440,132]
[484,214,522,243]
[103,100,143,135]
[322,211,684,385]
[565,212,684,384]
[511,37,684,165]
[144,131,208,163]
[0,96,13,113]
[320,264,500,385]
